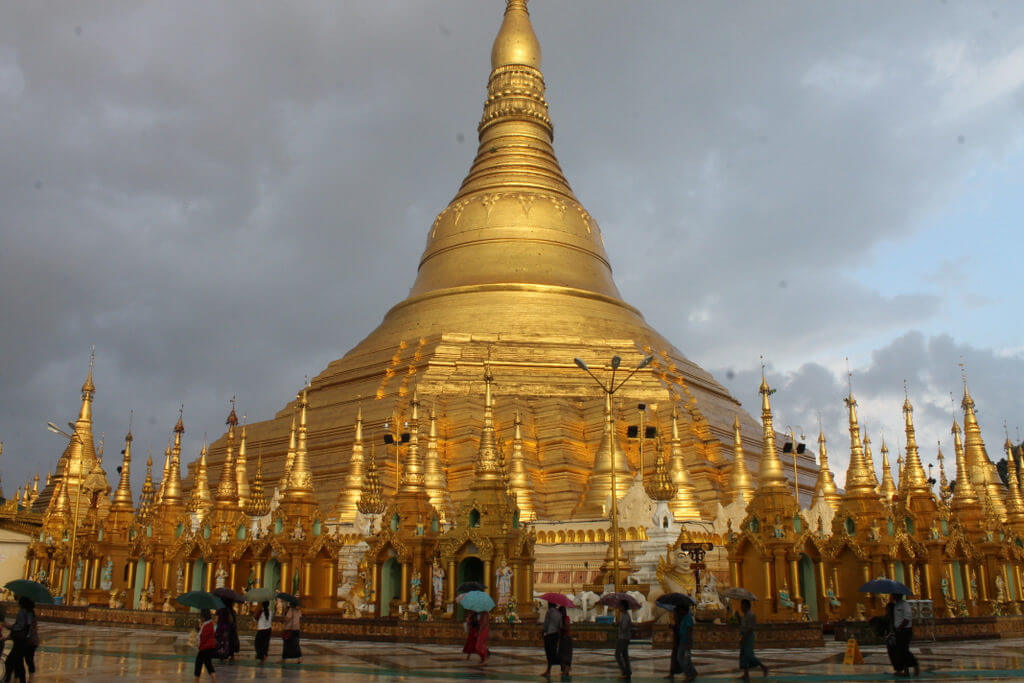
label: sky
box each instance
[1,1,1022,499]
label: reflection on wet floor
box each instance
[20,624,1024,681]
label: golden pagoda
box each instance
[197,0,812,554]
[810,429,841,513]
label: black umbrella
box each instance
[655,592,696,610]
[212,587,245,603]
[456,581,486,595]
[276,592,301,606]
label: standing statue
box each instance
[73,560,84,591]
[432,562,445,609]
[100,559,114,591]
[214,563,228,589]
[995,574,1007,602]
[246,566,257,590]
[496,562,513,606]
[913,567,922,597]
[410,571,422,603]
[175,564,185,594]
[969,568,978,599]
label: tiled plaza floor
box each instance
[17,624,1024,681]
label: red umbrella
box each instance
[539,592,578,609]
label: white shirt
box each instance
[257,609,273,630]
[893,600,912,628]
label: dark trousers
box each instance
[194,648,216,677]
[895,627,918,670]
[255,629,271,661]
[23,646,35,675]
[615,638,631,677]
[3,639,27,683]
[543,633,560,666]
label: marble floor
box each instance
[17,624,1024,681]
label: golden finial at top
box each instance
[82,346,96,396]
[492,0,540,70]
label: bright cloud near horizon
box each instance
[1,1,1022,496]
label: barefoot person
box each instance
[194,608,218,683]
[668,603,697,682]
[615,599,632,680]
[892,594,919,677]
[738,599,768,681]
[540,601,561,677]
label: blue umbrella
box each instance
[858,578,912,595]
[458,590,495,612]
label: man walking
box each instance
[615,599,632,679]
[893,594,919,677]
[540,602,561,677]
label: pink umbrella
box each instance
[539,592,578,609]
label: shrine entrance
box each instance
[798,553,819,621]
[380,557,402,617]
[456,556,484,620]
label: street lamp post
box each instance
[783,426,806,503]
[46,422,92,603]
[573,354,652,592]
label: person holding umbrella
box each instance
[2,596,35,683]
[557,605,573,677]
[892,593,919,677]
[738,599,768,681]
[657,593,697,682]
[279,595,302,664]
[615,599,632,680]
[253,600,273,664]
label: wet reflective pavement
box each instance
[20,624,1024,681]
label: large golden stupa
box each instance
[205,0,816,525]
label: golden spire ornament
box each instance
[811,429,842,512]
[936,441,951,505]
[644,438,678,502]
[334,405,366,523]
[961,383,1007,521]
[278,410,297,494]
[842,391,879,497]
[187,442,214,519]
[878,440,897,504]
[236,422,250,509]
[399,392,426,491]
[214,404,240,508]
[755,373,788,491]
[110,424,135,512]
[138,454,155,515]
[472,367,504,486]
[244,447,271,519]
[661,408,699,518]
[283,386,315,502]
[1003,436,1024,528]
[950,418,980,510]
[726,414,755,507]
[862,432,880,491]
[508,407,538,521]
[162,410,185,505]
[357,442,385,515]
[901,395,932,497]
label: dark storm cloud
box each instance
[0,2,1021,495]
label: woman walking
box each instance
[738,599,768,681]
[281,601,302,665]
[253,601,273,664]
[215,599,239,663]
[615,599,632,680]
[194,608,218,682]
[2,597,35,683]
[540,602,561,676]
[668,604,697,682]
[462,610,490,664]
[557,605,573,677]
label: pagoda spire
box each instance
[138,454,156,515]
[472,368,504,486]
[187,442,214,519]
[244,447,270,519]
[423,404,454,521]
[811,429,842,513]
[842,391,878,497]
[645,435,679,503]
[961,383,1007,521]
[726,414,755,507]
[878,440,897,504]
[357,442,385,515]
[162,410,185,505]
[282,386,315,502]
[577,388,633,515]
[508,407,538,521]
[862,431,880,491]
[950,418,980,511]
[406,0,622,303]
[399,392,426,491]
[664,407,702,518]
[278,410,297,494]
[755,374,787,491]
[936,441,951,505]
[110,424,135,512]
[334,405,366,523]
[236,423,250,509]
[901,395,931,497]
[214,404,240,508]
[1004,437,1024,529]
